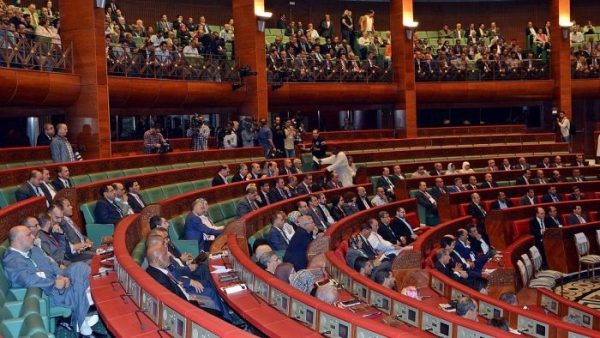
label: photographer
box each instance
[143,125,167,154]
[556,111,570,143]
[189,115,210,151]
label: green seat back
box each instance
[177,182,195,194]
[162,184,181,198]
[169,214,187,240]
[122,168,142,176]
[88,172,108,182]
[104,170,124,179]
[171,163,187,169]
[0,186,18,208]
[71,175,91,185]
[80,202,97,224]
[139,167,156,174]
[143,187,165,204]
[131,239,147,266]
[208,204,225,224]
[154,165,173,171]
[220,200,236,219]
[188,162,204,168]
[370,176,381,194]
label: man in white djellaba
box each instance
[318,147,354,187]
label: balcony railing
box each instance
[106,48,239,82]
[572,58,600,79]
[0,29,72,73]
[266,56,393,83]
[415,59,550,82]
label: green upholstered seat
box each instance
[0,186,18,208]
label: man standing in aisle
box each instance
[50,123,76,163]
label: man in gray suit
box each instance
[236,184,261,218]
[31,214,71,267]
[50,123,76,163]
[53,198,96,261]
[3,225,97,335]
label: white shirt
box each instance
[371,195,388,207]
[183,45,199,57]
[367,232,399,256]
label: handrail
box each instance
[414,58,550,82]
[0,28,72,73]
[112,214,253,337]
[0,197,47,242]
[417,125,527,136]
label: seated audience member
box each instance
[265,161,279,177]
[347,227,384,263]
[431,162,445,176]
[568,205,588,225]
[231,163,250,182]
[434,248,471,286]
[534,169,547,184]
[257,181,271,207]
[514,157,531,170]
[376,167,396,201]
[569,186,584,201]
[297,175,313,195]
[516,170,532,185]
[368,219,402,256]
[318,193,336,224]
[467,224,495,258]
[488,317,509,331]
[446,235,482,279]
[411,166,430,177]
[329,195,347,221]
[549,170,566,183]
[269,177,292,202]
[448,177,468,192]
[259,251,282,274]
[249,162,264,179]
[391,165,405,182]
[390,207,421,245]
[499,292,518,306]
[145,245,227,318]
[252,241,274,265]
[326,172,343,189]
[94,185,124,225]
[293,158,303,173]
[377,212,401,245]
[268,211,294,251]
[472,277,489,295]
[541,186,562,203]
[342,192,359,215]
[279,159,294,175]
[353,256,375,279]
[28,215,69,267]
[456,296,479,321]
[40,168,57,201]
[446,163,458,175]
[479,173,498,189]
[544,206,563,227]
[356,186,373,210]
[431,178,447,200]
[307,194,329,232]
[15,170,48,204]
[455,228,489,270]
[51,201,95,261]
[211,165,230,186]
[287,176,299,197]
[415,181,438,220]
[519,188,537,205]
[466,176,478,190]
[52,166,74,192]
[149,216,196,264]
[315,284,340,305]
[537,157,551,169]
[551,155,563,168]
[571,169,585,182]
[490,191,514,210]
[459,161,475,174]
[374,269,396,290]
[290,269,316,295]
[529,207,548,265]
[501,158,512,171]
[125,180,146,213]
[112,182,134,216]
[296,200,309,217]
[572,154,586,167]
[184,198,224,252]
[370,187,389,206]
[283,215,317,270]
[236,183,261,218]
[3,226,95,335]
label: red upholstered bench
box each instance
[511,219,530,242]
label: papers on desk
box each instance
[211,266,233,274]
[312,156,320,164]
[220,284,247,294]
[209,250,229,260]
[483,268,497,275]
[509,328,522,335]
[438,304,456,312]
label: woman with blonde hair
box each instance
[459,161,474,174]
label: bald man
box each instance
[3,226,95,335]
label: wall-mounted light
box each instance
[404,21,419,40]
[559,19,573,40]
[256,11,273,32]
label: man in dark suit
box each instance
[279,159,294,176]
[466,176,478,191]
[391,165,405,185]
[490,191,514,210]
[478,173,498,189]
[283,215,315,270]
[519,188,537,205]
[15,170,45,203]
[513,157,531,171]
[467,225,495,258]
[267,212,290,251]
[544,206,562,228]
[184,198,224,252]
[236,184,261,218]
[326,172,343,190]
[529,207,548,265]
[377,211,401,245]
[550,155,564,168]
[571,169,586,183]
[466,193,489,242]
[536,157,551,169]
[94,185,124,225]
[125,180,146,213]
[36,123,54,146]
[541,186,562,203]
[571,154,587,167]
[319,14,334,38]
[549,170,566,183]
[257,181,271,207]
[415,181,438,221]
[568,186,584,201]
[356,186,372,211]
[430,178,447,201]
[231,164,249,183]
[269,177,291,203]
[567,205,588,225]
[500,158,512,171]
[390,207,419,245]
[448,177,468,193]
[296,175,313,195]
[307,195,329,232]
[434,249,471,286]
[211,165,229,186]
[376,167,396,201]
[431,162,444,176]
[515,170,532,185]
[533,169,547,184]
[52,166,74,192]
[454,229,488,271]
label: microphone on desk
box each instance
[424,327,443,338]
[134,309,146,330]
[156,329,169,338]
[110,281,120,291]
[119,293,132,304]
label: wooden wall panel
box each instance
[268,83,398,106]
[416,80,554,104]
[0,69,80,108]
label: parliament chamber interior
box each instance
[3,0,600,337]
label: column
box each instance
[550,0,572,119]
[59,0,111,159]
[390,0,418,137]
[232,0,269,120]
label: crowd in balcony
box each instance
[413,21,549,81]
[569,20,600,79]
[266,10,392,82]
[103,0,235,80]
[0,1,63,70]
